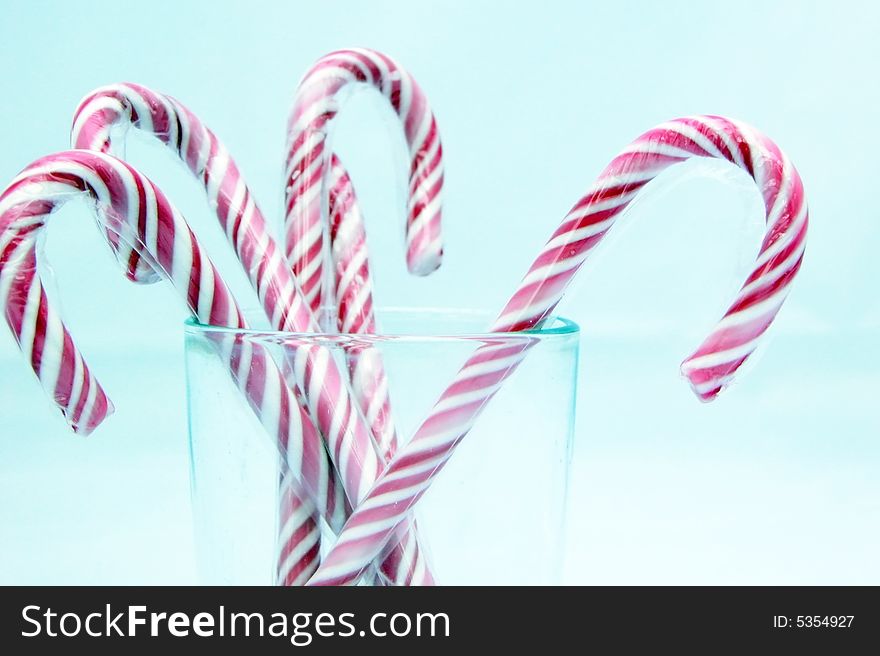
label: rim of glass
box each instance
[184,307,579,343]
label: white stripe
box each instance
[701,116,746,169]
[76,359,101,429]
[168,209,194,292]
[391,55,412,118]
[393,533,415,583]
[293,223,325,280]
[276,527,320,585]
[759,153,794,231]
[70,94,125,150]
[430,381,507,415]
[177,101,194,165]
[379,452,451,485]
[589,165,671,192]
[17,273,42,367]
[517,252,584,290]
[225,173,248,240]
[110,159,142,254]
[689,374,734,396]
[300,58,366,93]
[205,145,229,211]
[158,93,184,147]
[335,247,368,305]
[276,487,315,552]
[315,430,332,520]
[752,188,807,272]
[194,124,212,176]
[410,541,428,584]
[288,93,343,133]
[260,365,287,464]
[682,335,764,371]
[281,386,304,460]
[297,176,325,217]
[284,131,327,185]
[492,289,566,331]
[270,273,298,329]
[406,191,443,243]
[333,513,406,544]
[122,84,156,134]
[361,48,392,97]
[364,387,388,428]
[406,93,434,157]
[409,136,442,191]
[0,245,22,304]
[65,350,85,425]
[339,281,373,333]
[664,120,726,160]
[457,348,526,380]
[564,187,641,223]
[619,141,695,160]
[540,216,618,253]
[37,300,65,399]
[712,287,789,333]
[736,234,805,301]
[0,181,75,219]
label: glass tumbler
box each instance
[184,309,579,585]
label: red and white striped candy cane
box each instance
[287,47,447,580]
[73,84,434,584]
[325,156,425,575]
[71,83,315,334]
[288,48,444,466]
[320,145,439,582]
[290,50,445,564]
[284,47,444,312]
[72,83,331,585]
[307,116,809,585]
[0,151,346,587]
[325,155,398,457]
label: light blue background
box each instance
[0,0,877,584]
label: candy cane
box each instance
[72,84,434,584]
[289,49,446,572]
[71,83,316,342]
[308,115,809,585]
[318,114,442,579]
[0,150,346,586]
[324,156,425,577]
[325,155,399,458]
[72,83,330,585]
[284,46,444,312]
[288,48,444,463]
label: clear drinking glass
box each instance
[184,308,579,585]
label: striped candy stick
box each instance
[307,116,809,585]
[325,156,397,458]
[72,84,434,584]
[288,48,446,457]
[0,151,346,588]
[287,50,445,581]
[71,84,315,357]
[325,156,425,578]
[285,47,444,312]
[71,83,329,585]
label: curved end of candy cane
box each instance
[71,85,130,153]
[72,85,165,286]
[679,355,739,403]
[65,389,115,436]
[405,162,443,277]
[680,368,724,402]
[405,203,443,276]
[406,245,442,277]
